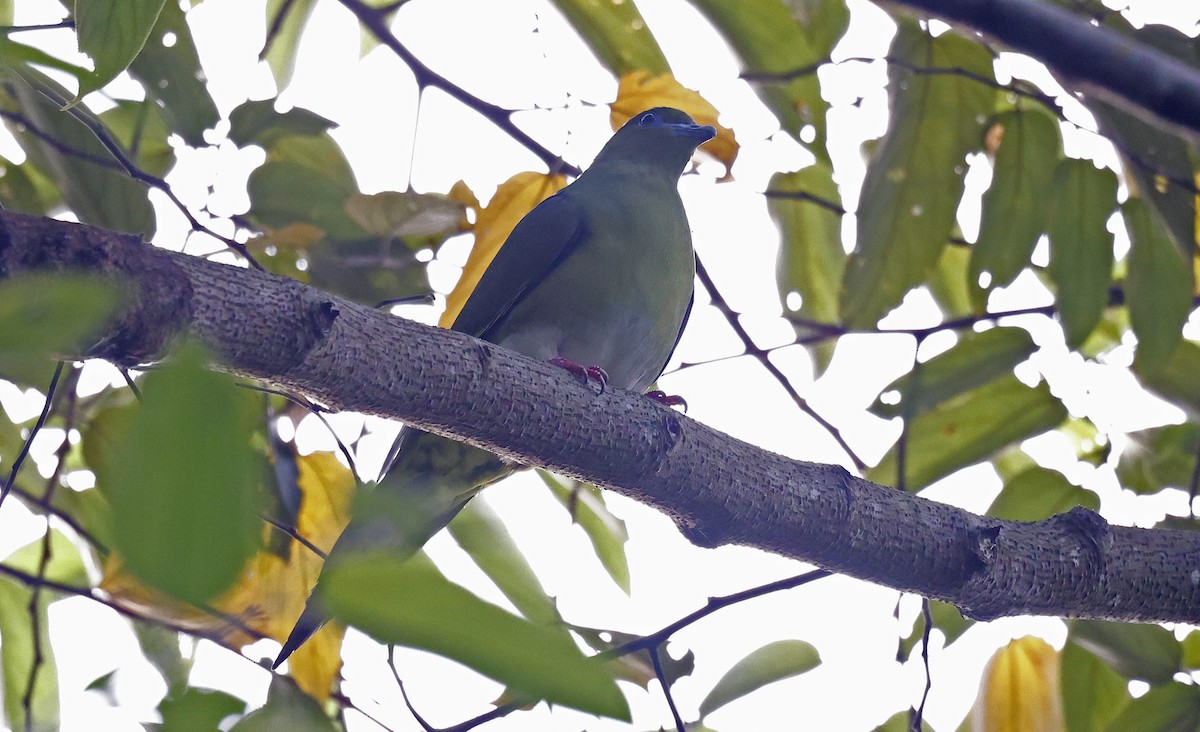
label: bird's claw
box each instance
[549,357,609,393]
[645,389,687,412]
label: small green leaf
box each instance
[698,639,820,717]
[871,327,1037,419]
[159,687,244,732]
[1123,198,1192,375]
[971,109,1062,304]
[1117,423,1199,496]
[987,466,1098,521]
[1135,340,1200,421]
[344,191,463,239]
[100,344,263,605]
[262,0,318,91]
[840,23,994,328]
[1068,620,1181,684]
[549,0,670,75]
[0,273,120,386]
[448,497,560,626]
[927,241,973,318]
[74,0,169,100]
[1046,159,1119,348]
[769,164,845,376]
[324,553,629,720]
[228,100,337,148]
[1100,682,1200,732]
[1182,630,1200,670]
[898,600,973,663]
[869,374,1067,491]
[1062,641,1131,732]
[872,710,935,732]
[229,674,335,731]
[99,100,174,178]
[246,135,364,241]
[542,473,630,594]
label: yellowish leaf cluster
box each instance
[971,636,1063,732]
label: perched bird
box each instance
[275,107,715,666]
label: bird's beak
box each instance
[674,123,717,143]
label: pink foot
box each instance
[549,357,609,393]
[645,390,688,412]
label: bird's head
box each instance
[594,107,717,176]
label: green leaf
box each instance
[927,241,973,318]
[0,273,120,386]
[868,374,1067,491]
[871,326,1037,419]
[1117,423,1199,496]
[228,100,337,148]
[229,675,335,731]
[698,639,820,717]
[246,134,364,241]
[99,100,174,178]
[3,69,155,234]
[840,23,994,328]
[344,190,464,239]
[448,497,560,626]
[549,0,670,75]
[1101,682,1200,732]
[1062,641,1132,732]
[873,710,935,732]
[0,156,59,215]
[1123,198,1192,375]
[159,687,245,732]
[74,0,169,100]
[1068,620,1181,684]
[970,109,1062,305]
[323,553,630,721]
[1135,340,1200,421]
[769,164,845,376]
[99,344,263,605]
[987,466,1098,521]
[1046,159,1119,348]
[126,1,219,146]
[898,600,973,663]
[1182,630,1200,670]
[262,0,318,91]
[542,473,630,594]
[690,0,847,158]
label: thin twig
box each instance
[0,362,64,509]
[651,645,686,732]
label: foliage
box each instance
[0,0,1197,730]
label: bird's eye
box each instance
[638,112,658,126]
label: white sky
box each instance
[2,0,1200,730]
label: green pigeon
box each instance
[274,107,715,666]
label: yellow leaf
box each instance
[971,636,1063,732]
[611,70,738,177]
[101,450,356,701]
[439,172,568,328]
[448,179,481,231]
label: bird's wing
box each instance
[450,192,586,339]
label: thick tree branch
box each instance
[890,0,1200,138]
[3,210,1199,624]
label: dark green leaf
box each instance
[690,0,847,158]
[542,473,630,595]
[1069,620,1181,684]
[100,344,263,605]
[869,374,1066,491]
[1046,159,1119,347]
[1135,340,1200,421]
[246,135,364,241]
[970,109,1062,304]
[1123,198,1192,375]
[0,273,120,386]
[769,164,845,376]
[74,0,169,99]
[987,466,1098,521]
[549,0,670,75]
[698,639,820,717]
[229,675,335,731]
[127,1,219,146]
[159,687,244,732]
[448,497,560,626]
[872,327,1037,419]
[323,553,630,721]
[841,23,994,328]
[1117,423,1199,496]
[228,100,337,148]
[3,69,155,234]
[1100,682,1200,732]
[1062,641,1131,732]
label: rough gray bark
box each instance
[891,0,1200,139]
[3,210,1199,624]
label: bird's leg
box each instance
[548,357,609,393]
[644,389,687,412]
